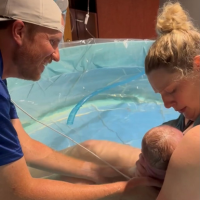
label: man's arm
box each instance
[0,156,161,200]
[0,156,122,200]
[11,119,107,183]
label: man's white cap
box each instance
[0,0,64,33]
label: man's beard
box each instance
[13,42,43,81]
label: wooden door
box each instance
[96,0,159,39]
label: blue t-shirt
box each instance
[0,52,23,166]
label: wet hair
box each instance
[145,2,200,76]
[142,125,183,170]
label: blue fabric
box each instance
[0,52,23,166]
[163,114,200,132]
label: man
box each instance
[0,0,161,199]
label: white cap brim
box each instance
[0,0,64,33]
[0,17,13,21]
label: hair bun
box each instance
[156,2,195,35]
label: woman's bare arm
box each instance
[157,125,200,200]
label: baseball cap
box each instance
[54,0,68,13]
[0,0,64,33]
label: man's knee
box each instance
[80,140,99,150]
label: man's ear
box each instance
[12,20,26,46]
[193,55,200,71]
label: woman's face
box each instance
[147,68,200,121]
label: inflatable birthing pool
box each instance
[7,39,179,154]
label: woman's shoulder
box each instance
[184,125,200,138]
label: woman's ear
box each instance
[193,55,200,71]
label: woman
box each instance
[145,2,200,199]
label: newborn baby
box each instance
[132,125,183,180]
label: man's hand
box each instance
[90,163,130,184]
[118,177,161,200]
[127,176,163,188]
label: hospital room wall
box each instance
[159,0,200,28]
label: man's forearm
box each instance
[1,156,123,200]
[27,178,123,200]
[6,176,160,200]
[1,157,161,200]
[12,119,115,183]
[24,138,100,182]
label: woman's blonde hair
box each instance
[145,2,200,75]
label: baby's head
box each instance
[142,125,183,170]
[134,125,183,180]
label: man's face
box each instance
[13,24,63,81]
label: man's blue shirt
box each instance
[0,52,23,166]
